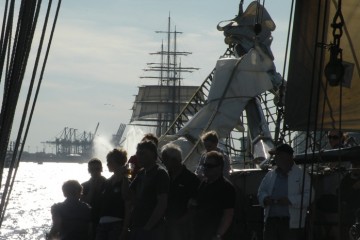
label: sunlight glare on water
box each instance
[0,162,111,240]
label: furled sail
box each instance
[285,0,360,131]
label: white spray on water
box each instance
[121,125,150,157]
[93,135,114,161]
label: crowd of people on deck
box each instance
[46,130,360,240]
[46,131,235,240]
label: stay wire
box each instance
[274,0,294,144]
[0,0,60,228]
[0,0,9,49]
[0,0,12,85]
[0,0,28,188]
[296,0,331,232]
[184,47,240,162]
[0,0,40,226]
[6,0,62,216]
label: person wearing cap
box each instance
[257,143,313,240]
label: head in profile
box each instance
[136,140,158,169]
[201,130,219,152]
[142,133,159,147]
[106,148,127,173]
[327,129,345,149]
[161,143,182,173]
[269,143,294,174]
[62,180,82,199]
[87,158,103,178]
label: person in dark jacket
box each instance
[161,143,200,240]
[191,151,236,240]
[130,140,170,240]
[81,158,107,239]
[96,148,131,240]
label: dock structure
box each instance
[44,125,98,158]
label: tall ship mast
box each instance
[128,15,201,137]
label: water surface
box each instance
[0,162,111,240]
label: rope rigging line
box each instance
[295,0,330,231]
[317,0,345,144]
[0,0,62,227]
[254,0,262,36]
[327,2,345,237]
[0,0,13,85]
[184,50,243,163]
[274,0,295,145]
[0,0,33,186]
[0,0,40,224]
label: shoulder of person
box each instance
[216,147,228,155]
[264,168,276,176]
[156,164,169,173]
[180,167,200,184]
[81,201,92,210]
[186,167,200,181]
[51,202,64,214]
[103,177,112,185]
[122,176,131,185]
[222,177,235,189]
[261,169,276,181]
[157,165,170,179]
[81,180,90,187]
[291,164,306,175]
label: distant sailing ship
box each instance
[121,16,202,148]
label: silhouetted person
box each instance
[195,130,231,179]
[327,129,346,149]
[81,158,106,239]
[327,129,351,169]
[161,143,200,240]
[191,151,235,240]
[48,180,91,240]
[96,148,131,240]
[130,140,170,240]
[128,133,159,180]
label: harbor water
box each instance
[0,162,112,240]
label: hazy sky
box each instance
[3,0,292,153]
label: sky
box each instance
[2,0,292,154]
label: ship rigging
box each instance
[125,15,201,140]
